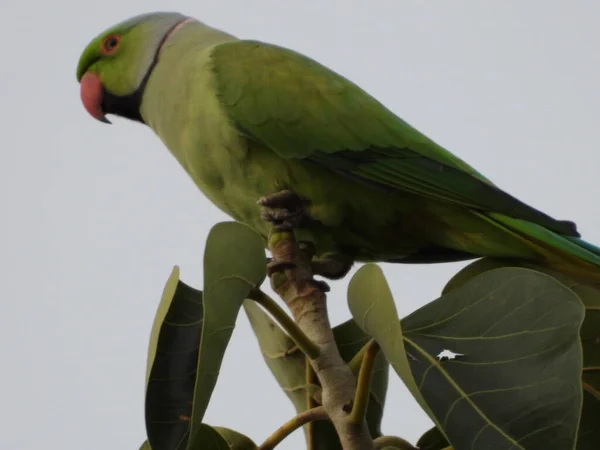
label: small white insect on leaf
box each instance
[436,349,465,362]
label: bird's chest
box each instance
[143,88,266,227]
[163,113,287,233]
[142,58,351,239]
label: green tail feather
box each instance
[487,213,600,273]
[564,236,600,260]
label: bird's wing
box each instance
[211,40,576,236]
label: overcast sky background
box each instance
[2,1,600,449]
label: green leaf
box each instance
[145,266,182,385]
[144,222,266,450]
[445,258,600,449]
[244,300,325,448]
[416,427,450,450]
[373,435,421,449]
[349,263,585,450]
[188,222,266,448]
[188,424,231,450]
[347,265,438,432]
[243,300,318,415]
[569,283,600,450]
[579,288,600,450]
[406,267,585,449]
[213,427,257,449]
[578,386,600,450]
[139,441,151,450]
[145,267,204,450]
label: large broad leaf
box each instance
[145,222,266,450]
[579,288,600,450]
[188,222,266,448]
[445,258,600,449]
[349,263,585,450]
[243,300,317,415]
[188,424,231,450]
[244,300,389,449]
[145,267,204,450]
[144,268,238,450]
[416,427,451,450]
[213,427,257,449]
[142,424,232,450]
[243,299,318,445]
[347,265,439,432]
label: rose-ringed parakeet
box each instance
[76,12,600,283]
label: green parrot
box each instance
[76,11,600,283]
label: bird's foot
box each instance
[258,189,305,232]
[259,190,341,294]
[266,257,297,277]
[311,255,354,280]
[310,279,331,293]
[266,257,331,293]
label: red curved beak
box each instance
[80,72,111,124]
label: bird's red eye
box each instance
[100,34,121,55]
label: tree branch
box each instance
[248,288,320,359]
[258,406,328,450]
[267,230,374,450]
[350,340,380,425]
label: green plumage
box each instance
[77,13,600,282]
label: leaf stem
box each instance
[347,340,370,376]
[258,406,328,450]
[349,339,380,425]
[373,435,418,449]
[305,358,317,450]
[249,288,320,359]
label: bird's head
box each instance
[76,12,190,124]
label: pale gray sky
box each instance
[2,1,600,449]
